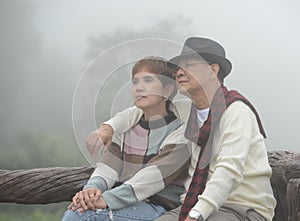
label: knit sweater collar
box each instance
[139,111,177,130]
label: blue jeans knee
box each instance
[61,202,166,221]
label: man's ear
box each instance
[209,63,220,79]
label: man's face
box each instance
[175,57,212,97]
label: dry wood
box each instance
[0,167,93,204]
[0,150,299,221]
[268,150,300,221]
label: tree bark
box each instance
[0,166,93,204]
[268,150,300,221]
[0,150,300,221]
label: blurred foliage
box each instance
[86,16,191,58]
[0,16,192,170]
[0,3,192,219]
[0,131,87,170]
[0,11,193,167]
[0,203,68,221]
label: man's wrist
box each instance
[188,209,204,221]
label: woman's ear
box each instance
[163,84,175,99]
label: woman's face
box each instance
[132,72,166,110]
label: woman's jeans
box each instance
[61,201,166,221]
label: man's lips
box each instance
[177,80,189,85]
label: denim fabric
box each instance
[61,201,166,221]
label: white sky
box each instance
[35,0,300,150]
[3,0,300,151]
[33,0,300,56]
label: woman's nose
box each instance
[135,82,144,91]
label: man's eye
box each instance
[132,79,138,84]
[185,63,197,68]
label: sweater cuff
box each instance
[192,197,217,220]
[83,176,108,192]
[102,120,116,133]
[102,184,138,210]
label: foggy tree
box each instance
[84,17,192,126]
[0,8,193,170]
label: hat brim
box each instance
[168,52,232,78]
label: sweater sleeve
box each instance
[84,142,123,192]
[103,106,143,134]
[192,101,255,219]
[102,127,192,210]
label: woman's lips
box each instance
[135,95,147,100]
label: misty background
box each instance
[1,0,300,167]
[0,0,299,218]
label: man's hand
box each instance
[86,124,114,157]
[68,188,102,212]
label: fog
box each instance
[1,0,299,170]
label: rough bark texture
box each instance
[0,166,94,204]
[287,178,300,221]
[0,150,299,221]
[268,150,300,221]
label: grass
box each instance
[0,202,69,221]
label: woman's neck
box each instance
[142,106,168,121]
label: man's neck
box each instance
[193,95,210,110]
[191,83,220,110]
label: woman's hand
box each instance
[86,124,114,157]
[68,188,103,212]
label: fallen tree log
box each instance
[0,166,94,204]
[268,150,300,221]
[0,150,299,221]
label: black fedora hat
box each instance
[169,37,232,78]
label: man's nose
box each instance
[176,68,186,78]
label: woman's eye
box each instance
[144,78,153,83]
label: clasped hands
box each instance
[68,188,107,213]
[68,125,113,212]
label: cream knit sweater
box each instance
[105,99,276,220]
